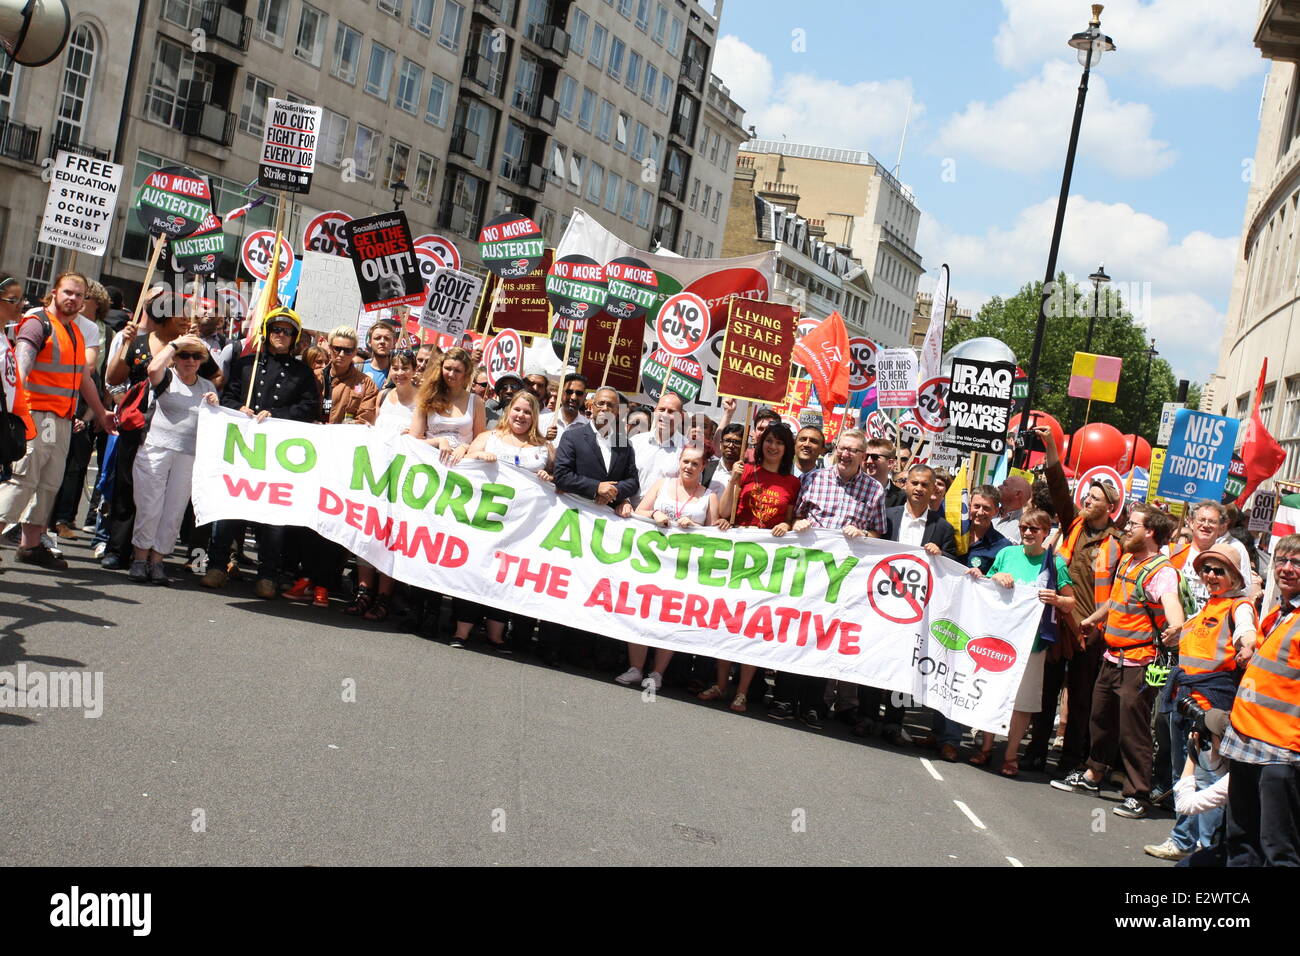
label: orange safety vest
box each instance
[1103,552,1172,663]
[23,310,82,419]
[1230,608,1300,752]
[1168,543,1192,570]
[1059,515,1121,607]
[1180,595,1256,708]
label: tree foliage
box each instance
[945,274,1180,443]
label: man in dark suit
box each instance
[553,386,638,515]
[857,464,959,743]
[546,386,639,666]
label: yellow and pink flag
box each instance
[1067,352,1122,403]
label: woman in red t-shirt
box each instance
[701,423,800,712]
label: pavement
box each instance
[0,534,1177,866]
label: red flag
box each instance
[1236,358,1286,506]
[791,311,850,411]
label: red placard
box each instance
[489,248,554,336]
[578,312,645,392]
[716,297,796,405]
[656,291,709,357]
[482,329,523,387]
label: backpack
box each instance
[1128,553,1194,687]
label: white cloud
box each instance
[994,0,1262,91]
[933,61,1173,177]
[713,35,920,155]
[917,196,1238,381]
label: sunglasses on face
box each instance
[331,345,356,355]
[1200,565,1229,577]
[175,351,204,361]
[269,326,294,336]
[472,381,488,389]
[564,388,585,396]
[1019,524,1046,534]
[864,453,887,462]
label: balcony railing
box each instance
[0,118,42,164]
[47,134,111,162]
[679,56,704,90]
[526,24,569,58]
[200,1,251,51]
[450,128,481,160]
[437,202,474,236]
[182,102,236,146]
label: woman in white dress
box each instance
[408,346,484,460]
[448,390,554,651]
[617,446,720,691]
[346,350,420,622]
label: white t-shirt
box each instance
[629,430,685,506]
[74,316,102,350]
[145,371,216,455]
[540,409,588,444]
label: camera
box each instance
[1176,695,1211,750]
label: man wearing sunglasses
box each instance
[202,307,319,599]
[540,373,588,444]
[1221,534,1300,866]
[863,437,907,508]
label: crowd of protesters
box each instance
[2,271,1298,867]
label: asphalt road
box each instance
[1,536,1174,866]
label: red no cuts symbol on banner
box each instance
[241,229,294,281]
[483,329,522,388]
[656,291,708,357]
[868,554,934,625]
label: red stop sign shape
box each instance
[416,233,461,272]
[915,376,949,433]
[849,336,877,392]
[241,230,294,281]
[303,210,352,257]
[868,554,933,625]
[656,291,708,357]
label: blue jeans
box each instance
[1169,710,1227,850]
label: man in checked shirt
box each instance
[766,428,886,728]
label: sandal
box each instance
[999,759,1020,778]
[969,748,994,766]
[362,594,390,622]
[344,587,372,616]
[729,692,748,713]
[697,684,725,702]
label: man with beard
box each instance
[540,373,588,444]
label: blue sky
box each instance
[712,0,1266,383]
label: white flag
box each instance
[919,263,949,385]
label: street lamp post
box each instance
[1136,336,1158,434]
[1085,262,1109,353]
[1017,5,1115,456]
[391,179,409,210]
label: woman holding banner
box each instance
[966,508,1076,776]
[619,445,721,690]
[447,390,555,650]
[700,424,800,712]
[408,346,484,461]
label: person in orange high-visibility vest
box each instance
[1222,533,1300,867]
[1050,503,1186,819]
[1145,543,1259,861]
[0,272,115,570]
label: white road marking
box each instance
[1006,856,1024,867]
[953,799,986,829]
[920,758,943,781]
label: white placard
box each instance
[1249,490,1278,534]
[37,151,124,255]
[258,98,323,193]
[418,266,483,337]
[877,348,919,408]
[295,251,363,333]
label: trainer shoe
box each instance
[200,568,229,589]
[100,553,125,571]
[1143,838,1192,861]
[768,701,797,721]
[1050,769,1101,794]
[311,586,329,608]
[282,577,313,601]
[148,562,170,586]
[614,666,643,686]
[641,671,664,692]
[92,542,107,559]
[253,578,277,599]
[128,560,149,582]
[40,533,61,556]
[799,708,823,730]
[54,523,77,541]
[1149,786,1175,808]
[1113,797,1150,819]
[16,545,68,570]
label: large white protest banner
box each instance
[38,151,124,256]
[192,408,1041,732]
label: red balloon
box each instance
[1117,434,1153,472]
[1069,423,1127,472]
[1008,410,1065,468]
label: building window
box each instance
[332,23,362,84]
[618,0,633,18]
[605,172,622,213]
[643,65,658,103]
[712,191,722,222]
[384,140,411,190]
[549,142,566,185]
[689,178,700,209]
[439,1,466,52]
[558,75,576,118]
[668,16,683,56]
[294,4,327,66]
[614,112,629,151]
[365,42,395,101]
[658,74,672,112]
[0,52,19,120]
[319,109,347,166]
[52,26,96,151]
[596,99,614,142]
[578,87,595,131]
[410,0,434,35]
[636,188,651,227]
[413,151,437,202]
[426,73,450,126]
[680,228,692,256]
[26,236,58,293]
[631,121,648,160]
[143,37,213,130]
[705,241,713,257]
[239,74,274,136]
[621,180,636,221]
[607,37,625,80]
[377,0,403,17]
[626,51,641,92]
[569,153,584,193]
[514,54,541,113]
[571,9,589,55]
[396,59,423,114]
[635,0,650,30]
[586,162,604,204]
[589,24,607,68]
[162,0,203,28]
[500,120,526,180]
[441,168,487,236]
[256,0,289,46]
[353,124,380,180]
[653,2,667,43]
[452,96,499,169]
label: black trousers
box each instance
[105,428,144,561]
[452,597,511,626]
[208,520,285,580]
[298,529,345,590]
[773,672,826,714]
[857,685,906,730]
[50,423,94,527]
[1226,760,1300,867]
